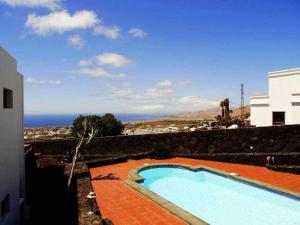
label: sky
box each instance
[1,0,300,115]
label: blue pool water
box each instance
[139,166,300,225]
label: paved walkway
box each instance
[90,158,300,225]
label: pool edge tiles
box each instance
[124,163,300,225]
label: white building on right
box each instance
[250,68,300,127]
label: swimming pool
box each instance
[134,165,300,225]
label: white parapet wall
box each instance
[250,96,271,127]
[0,47,24,225]
[251,68,300,127]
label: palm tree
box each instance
[220,100,225,117]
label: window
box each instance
[3,88,13,108]
[273,112,285,125]
[1,194,10,218]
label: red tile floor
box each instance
[90,158,300,225]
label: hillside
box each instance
[159,106,250,121]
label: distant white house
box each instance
[0,47,24,225]
[250,68,300,127]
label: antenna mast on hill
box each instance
[240,83,244,121]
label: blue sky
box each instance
[1,0,300,115]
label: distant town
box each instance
[24,106,250,140]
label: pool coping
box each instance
[124,163,300,225]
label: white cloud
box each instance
[93,25,120,40]
[26,10,99,35]
[68,34,84,48]
[110,86,175,101]
[132,105,164,113]
[157,80,173,87]
[79,53,133,68]
[26,77,62,85]
[178,96,219,107]
[108,84,219,113]
[113,73,127,78]
[128,27,147,38]
[177,80,191,85]
[70,68,127,78]
[111,87,133,98]
[0,0,62,10]
[144,87,174,99]
[74,68,108,77]
[96,53,132,67]
[78,59,92,67]
[157,79,190,87]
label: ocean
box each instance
[24,114,168,128]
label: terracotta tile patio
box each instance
[90,158,300,225]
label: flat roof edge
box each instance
[250,96,269,99]
[268,68,300,78]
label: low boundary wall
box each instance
[28,125,300,156]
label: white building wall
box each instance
[0,47,24,225]
[291,94,300,123]
[292,102,300,124]
[250,104,271,127]
[269,71,300,125]
[251,68,300,127]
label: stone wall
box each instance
[28,125,300,156]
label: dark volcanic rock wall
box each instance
[28,125,300,156]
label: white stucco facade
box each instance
[0,47,24,225]
[251,68,300,127]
